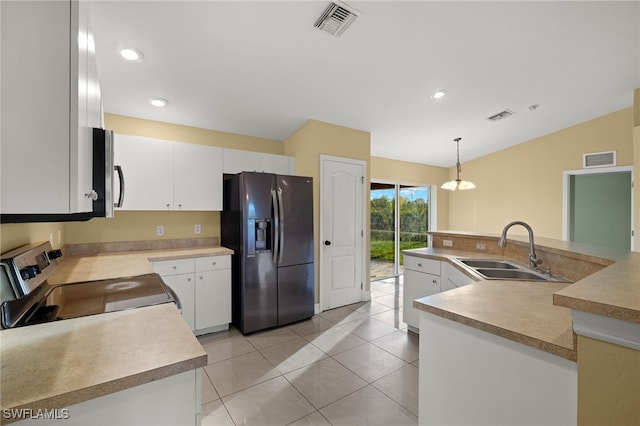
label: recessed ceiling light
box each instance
[120,47,143,62]
[431,89,447,100]
[149,97,168,107]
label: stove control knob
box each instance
[20,265,40,280]
[48,249,62,260]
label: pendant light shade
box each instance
[441,137,476,191]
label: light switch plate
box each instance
[156,225,164,236]
[194,224,201,234]
[443,239,453,247]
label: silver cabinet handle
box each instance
[166,203,171,209]
[85,190,98,201]
[418,263,423,267]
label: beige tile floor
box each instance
[198,276,419,426]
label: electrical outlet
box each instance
[476,242,487,251]
[156,225,164,237]
[443,239,453,247]
[194,224,201,234]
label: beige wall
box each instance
[448,108,635,239]
[370,156,450,231]
[284,119,371,300]
[0,223,64,253]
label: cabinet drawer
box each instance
[195,255,231,272]
[152,258,195,276]
[404,255,440,275]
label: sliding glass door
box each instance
[370,182,430,280]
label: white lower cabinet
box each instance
[194,256,231,333]
[14,370,201,426]
[403,256,441,334]
[403,254,477,334]
[153,255,231,335]
[441,261,474,291]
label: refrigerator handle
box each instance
[277,188,284,264]
[271,189,279,263]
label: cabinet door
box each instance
[195,268,231,331]
[403,269,440,332]
[222,148,260,174]
[258,153,293,175]
[174,143,222,211]
[161,274,195,331]
[115,134,174,210]
[441,262,475,292]
[1,1,72,214]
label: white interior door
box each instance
[320,155,365,310]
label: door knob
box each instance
[324,240,331,246]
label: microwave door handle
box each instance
[114,165,125,208]
[271,189,279,264]
[277,188,284,264]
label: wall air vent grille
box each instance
[486,109,515,121]
[583,151,616,168]
[314,1,360,37]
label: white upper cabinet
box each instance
[174,142,222,211]
[223,148,295,175]
[115,134,222,211]
[1,0,100,214]
[115,135,174,210]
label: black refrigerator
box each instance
[222,172,314,334]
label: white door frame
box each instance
[319,155,367,312]
[562,165,634,250]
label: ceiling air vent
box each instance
[314,1,360,37]
[487,109,515,122]
[583,151,616,168]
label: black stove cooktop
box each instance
[2,273,178,328]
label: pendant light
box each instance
[441,137,476,191]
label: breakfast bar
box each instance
[410,231,640,426]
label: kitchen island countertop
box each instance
[408,233,640,362]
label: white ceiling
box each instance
[89,1,640,168]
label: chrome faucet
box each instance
[497,221,542,270]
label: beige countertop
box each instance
[0,304,206,424]
[0,245,233,423]
[49,246,234,285]
[407,234,640,362]
[406,248,577,361]
[430,231,640,324]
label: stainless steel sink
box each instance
[453,257,572,283]
[458,259,520,270]
[473,268,550,281]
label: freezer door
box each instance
[277,263,314,326]
[276,175,314,267]
[241,252,278,333]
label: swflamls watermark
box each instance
[2,408,70,420]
